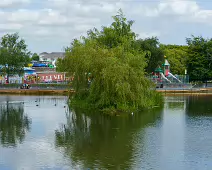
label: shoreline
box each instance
[0,88,211,95]
[157,88,212,95]
[0,89,72,95]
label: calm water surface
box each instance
[0,95,212,170]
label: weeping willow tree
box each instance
[57,10,162,112]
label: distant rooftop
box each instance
[33,67,56,73]
[39,52,65,59]
[40,52,48,55]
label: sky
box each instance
[0,0,212,54]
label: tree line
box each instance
[56,11,212,84]
[56,10,212,111]
[0,33,40,81]
[0,25,211,82]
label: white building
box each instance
[39,52,65,62]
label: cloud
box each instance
[47,0,123,13]
[8,9,40,23]
[0,23,23,32]
[143,0,212,24]
[0,0,30,8]
[138,31,161,39]
[0,0,212,52]
[158,0,199,16]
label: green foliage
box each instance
[160,44,188,75]
[0,33,31,78]
[186,35,212,80]
[135,37,164,73]
[57,10,162,112]
[31,53,40,61]
[87,9,136,49]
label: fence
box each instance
[148,75,190,84]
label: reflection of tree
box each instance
[55,107,162,169]
[165,96,186,110]
[186,96,212,116]
[166,102,185,109]
[0,102,31,147]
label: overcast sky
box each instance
[0,0,212,53]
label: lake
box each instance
[0,95,212,170]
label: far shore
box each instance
[0,89,72,95]
[157,88,212,95]
[0,88,212,96]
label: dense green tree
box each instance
[0,102,31,147]
[57,10,162,112]
[135,37,164,73]
[87,9,136,49]
[160,44,188,75]
[0,33,31,81]
[186,36,212,81]
[31,53,40,61]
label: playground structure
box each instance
[150,58,191,88]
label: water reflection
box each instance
[0,101,31,147]
[184,96,212,169]
[186,95,212,116]
[1,95,212,169]
[159,96,186,169]
[55,107,162,169]
[164,96,186,110]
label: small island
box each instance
[57,10,163,112]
